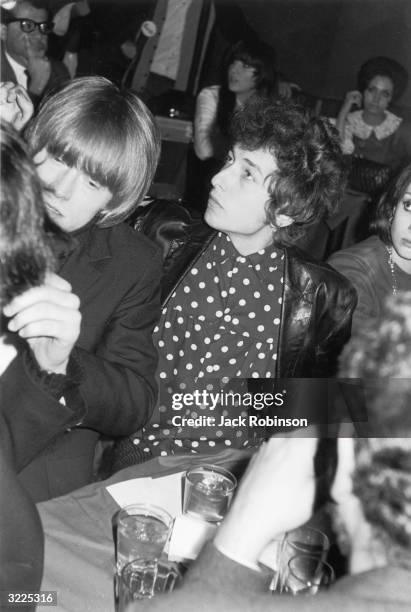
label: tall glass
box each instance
[116,504,172,574]
[278,526,330,592]
[183,465,237,523]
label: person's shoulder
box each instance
[328,235,383,269]
[284,245,356,294]
[99,222,162,264]
[198,85,220,100]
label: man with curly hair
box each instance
[112,98,357,468]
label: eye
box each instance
[87,178,101,189]
[53,156,64,163]
[223,153,234,167]
[242,167,254,181]
[402,198,411,211]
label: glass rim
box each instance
[285,526,330,550]
[185,464,237,490]
[118,503,173,527]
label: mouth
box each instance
[45,201,63,217]
[401,238,411,248]
[208,194,223,209]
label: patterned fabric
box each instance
[132,232,284,457]
[342,110,402,155]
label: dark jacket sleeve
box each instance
[74,251,162,436]
[0,352,85,472]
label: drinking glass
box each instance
[183,465,237,523]
[282,554,335,595]
[277,526,329,592]
[116,504,172,574]
[118,558,181,609]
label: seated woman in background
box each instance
[187,40,278,211]
[336,56,411,174]
[17,77,162,502]
[193,39,278,162]
[329,163,411,334]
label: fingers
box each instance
[6,299,81,340]
[3,275,77,318]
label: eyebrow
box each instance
[243,157,264,179]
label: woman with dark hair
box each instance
[329,163,411,333]
[336,56,411,172]
[194,40,278,163]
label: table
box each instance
[38,449,253,612]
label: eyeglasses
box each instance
[7,18,54,35]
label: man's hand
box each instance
[0,82,34,131]
[214,432,318,566]
[24,35,51,96]
[3,273,81,374]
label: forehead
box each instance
[368,75,393,92]
[13,2,48,20]
[234,145,277,178]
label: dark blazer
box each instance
[0,45,69,104]
[18,223,162,501]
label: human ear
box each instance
[274,213,294,228]
[0,23,8,42]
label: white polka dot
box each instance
[184,286,190,293]
[198,315,205,321]
[133,438,140,445]
[206,263,212,270]
[214,333,222,340]
[271,251,277,259]
[272,353,278,360]
[209,441,216,447]
[205,351,212,358]
[160,451,167,456]
[267,338,273,343]
[227,271,233,278]
[265,372,272,377]
[255,264,261,271]
[269,266,277,272]
[165,322,171,329]
[225,440,232,446]
[248,312,256,319]
[191,301,198,308]
[254,291,260,298]
[232,267,239,274]
[214,276,219,283]
[237,340,244,347]
[243,278,250,285]
[161,308,167,315]
[229,287,236,294]
[239,299,246,306]
[278,297,283,304]
[194,323,201,332]
[175,305,182,311]
[191,268,198,275]
[229,358,236,365]
[191,343,198,350]
[207,296,214,303]
[232,318,239,325]
[175,439,183,447]
[179,350,185,357]
[159,372,167,379]
[257,325,265,332]
[264,305,271,312]
[173,335,179,342]
[166,354,173,360]
[216,310,223,318]
[221,346,229,353]
[153,325,159,333]
[224,315,231,322]
[274,318,280,325]
[252,372,259,378]
[179,382,186,389]
[186,363,193,370]
[192,441,199,448]
[258,352,266,359]
[185,331,191,338]
[206,365,214,373]
[221,290,228,298]
[199,281,206,289]
[158,340,165,347]
[204,337,211,344]
[177,317,184,324]
[268,284,274,291]
[214,364,220,371]
[221,249,225,255]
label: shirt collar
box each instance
[5,50,28,88]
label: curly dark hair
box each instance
[357,56,408,103]
[229,98,348,243]
[371,163,411,245]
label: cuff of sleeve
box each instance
[213,540,261,572]
[24,348,84,400]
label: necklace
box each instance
[386,245,398,295]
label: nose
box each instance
[211,163,230,189]
[51,167,77,200]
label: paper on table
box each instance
[168,514,217,562]
[106,472,185,518]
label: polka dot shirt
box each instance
[132,232,284,457]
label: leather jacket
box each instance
[133,200,357,379]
